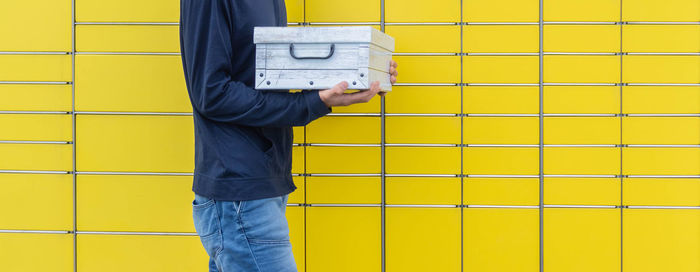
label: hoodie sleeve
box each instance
[179,0,331,127]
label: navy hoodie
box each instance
[179,0,331,201]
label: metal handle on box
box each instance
[289,43,335,60]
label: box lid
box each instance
[254,26,395,52]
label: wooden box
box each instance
[254,26,395,91]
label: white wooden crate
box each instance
[254,26,395,91]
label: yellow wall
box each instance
[1,0,699,271]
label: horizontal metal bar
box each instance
[385,113,458,117]
[307,173,382,177]
[544,113,618,117]
[326,113,380,117]
[75,52,180,55]
[75,22,179,25]
[384,22,458,25]
[544,52,618,55]
[392,83,457,86]
[626,114,700,117]
[544,144,618,147]
[307,203,381,207]
[306,22,380,25]
[626,175,700,178]
[467,113,538,116]
[0,229,71,234]
[466,83,540,86]
[392,52,456,56]
[386,204,458,208]
[0,170,70,174]
[0,111,71,115]
[467,144,539,147]
[543,21,618,25]
[385,174,458,178]
[624,21,700,25]
[385,143,457,147]
[544,83,617,86]
[626,144,700,148]
[466,52,539,56]
[626,205,700,209]
[74,111,192,116]
[466,174,540,178]
[0,81,71,85]
[0,51,71,55]
[286,203,304,207]
[544,205,619,208]
[626,52,700,56]
[544,174,618,178]
[75,171,193,176]
[466,22,539,25]
[626,83,700,86]
[307,143,381,147]
[76,231,197,236]
[0,141,71,144]
[466,205,540,208]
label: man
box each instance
[179,0,398,271]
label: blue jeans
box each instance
[192,193,297,272]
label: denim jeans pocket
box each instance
[192,194,222,257]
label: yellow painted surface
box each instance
[464,178,539,205]
[386,208,461,272]
[306,207,381,272]
[386,25,460,53]
[464,56,539,83]
[306,116,380,143]
[76,0,180,22]
[292,126,304,144]
[288,176,304,204]
[77,175,195,232]
[0,55,72,82]
[622,117,700,145]
[0,85,72,112]
[622,0,700,22]
[0,143,72,171]
[544,147,620,175]
[464,25,539,53]
[0,114,72,141]
[544,117,620,144]
[544,208,621,272]
[385,0,460,23]
[77,25,180,53]
[386,116,460,144]
[464,208,539,272]
[75,55,190,112]
[386,86,461,114]
[623,209,700,272]
[77,235,208,272]
[464,0,539,22]
[543,0,620,21]
[544,25,620,52]
[544,86,620,114]
[464,147,539,175]
[623,25,700,53]
[386,147,461,175]
[0,233,73,272]
[285,0,304,23]
[392,56,461,83]
[286,206,305,272]
[544,55,621,83]
[331,92,380,113]
[623,55,700,83]
[307,176,380,204]
[307,146,380,173]
[305,0,380,22]
[623,148,700,175]
[76,115,194,172]
[622,86,700,114]
[292,145,304,174]
[0,0,71,51]
[464,86,539,114]
[464,117,539,144]
[386,177,461,205]
[545,178,621,205]
[0,174,73,230]
[623,178,700,206]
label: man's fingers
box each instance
[390,75,397,84]
[389,66,397,77]
[332,81,349,95]
[390,59,398,68]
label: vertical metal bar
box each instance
[459,0,465,271]
[302,2,308,272]
[380,1,386,272]
[538,0,544,270]
[71,0,77,270]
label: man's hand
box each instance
[319,81,381,107]
[382,59,398,97]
